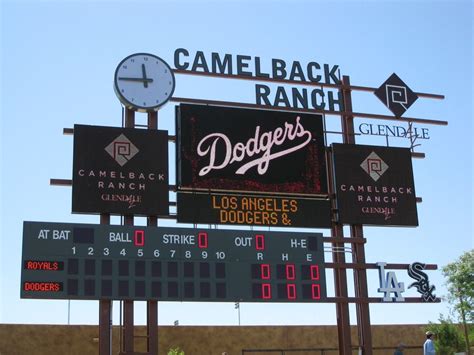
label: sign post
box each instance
[147,110,159,355]
[99,213,112,355]
[122,108,136,355]
[327,148,352,354]
[341,75,373,355]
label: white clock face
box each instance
[114,53,175,111]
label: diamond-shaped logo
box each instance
[374,73,418,117]
[360,152,388,182]
[104,134,139,166]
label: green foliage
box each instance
[167,346,185,355]
[442,250,474,324]
[442,249,474,353]
[426,315,465,354]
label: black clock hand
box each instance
[141,64,149,88]
[118,77,153,84]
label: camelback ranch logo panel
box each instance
[332,143,418,226]
[72,125,169,215]
[176,104,328,195]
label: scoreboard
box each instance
[21,222,326,302]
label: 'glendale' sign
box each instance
[176,104,328,196]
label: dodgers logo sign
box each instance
[176,104,328,196]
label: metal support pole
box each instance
[147,300,158,353]
[352,225,372,355]
[122,216,135,354]
[121,108,135,354]
[146,110,159,355]
[123,299,134,353]
[99,213,112,355]
[327,149,352,355]
[341,75,373,355]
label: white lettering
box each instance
[52,230,70,240]
[234,236,253,247]
[162,234,196,245]
[197,116,312,176]
[38,229,49,239]
[376,262,405,302]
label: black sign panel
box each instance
[72,125,169,216]
[177,192,331,228]
[176,104,327,196]
[374,73,418,117]
[332,144,418,226]
[21,221,326,302]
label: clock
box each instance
[114,53,175,112]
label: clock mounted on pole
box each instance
[114,52,176,112]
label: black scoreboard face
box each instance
[21,222,326,302]
[176,104,328,196]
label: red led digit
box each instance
[310,265,320,280]
[260,264,271,280]
[198,232,208,249]
[134,230,145,246]
[312,284,321,300]
[255,234,265,250]
[285,264,296,280]
[287,284,297,300]
[262,283,272,299]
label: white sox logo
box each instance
[408,262,436,302]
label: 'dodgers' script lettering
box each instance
[197,116,312,176]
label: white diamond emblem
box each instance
[360,152,388,182]
[104,134,139,166]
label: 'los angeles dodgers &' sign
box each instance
[176,104,328,196]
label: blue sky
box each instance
[1,0,472,326]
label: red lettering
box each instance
[23,282,62,292]
[134,230,145,246]
[24,260,63,271]
[198,232,208,248]
[287,284,297,300]
[255,234,265,250]
[262,283,272,299]
[260,264,271,279]
[310,265,320,280]
[311,284,321,300]
[285,264,296,280]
